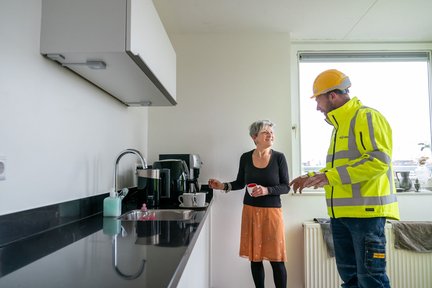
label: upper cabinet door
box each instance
[128,0,176,101]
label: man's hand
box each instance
[289,173,329,193]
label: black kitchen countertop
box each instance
[0,195,212,288]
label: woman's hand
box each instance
[251,185,269,197]
[208,178,224,190]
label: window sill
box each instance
[395,190,432,195]
[289,190,432,196]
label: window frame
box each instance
[288,42,432,191]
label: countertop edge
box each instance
[168,198,213,287]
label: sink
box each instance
[118,209,195,221]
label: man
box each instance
[290,69,400,288]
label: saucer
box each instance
[179,202,209,209]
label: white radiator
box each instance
[304,222,432,288]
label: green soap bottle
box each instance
[103,190,121,217]
[103,217,121,235]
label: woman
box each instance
[208,120,290,288]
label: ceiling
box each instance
[154,0,432,42]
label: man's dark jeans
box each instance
[331,217,391,288]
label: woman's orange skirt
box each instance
[239,204,287,262]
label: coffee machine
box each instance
[152,159,189,206]
[159,154,202,193]
[136,168,161,208]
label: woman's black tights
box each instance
[251,261,265,288]
[250,261,287,288]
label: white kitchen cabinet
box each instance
[176,209,211,288]
[40,0,176,106]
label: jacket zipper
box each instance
[330,115,338,218]
[359,132,366,150]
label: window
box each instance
[298,51,432,189]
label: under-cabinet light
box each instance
[61,60,107,70]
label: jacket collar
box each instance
[326,96,362,127]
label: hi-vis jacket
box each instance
[320,97,400,220]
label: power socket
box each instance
[0,156,5,181]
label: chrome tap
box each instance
[113,149,147,195]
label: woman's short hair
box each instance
[249,120,275,137]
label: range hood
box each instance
[40,0,176,106]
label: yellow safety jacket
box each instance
[320,97,400,220]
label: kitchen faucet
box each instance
[113,149,147,195]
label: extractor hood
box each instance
[40,0,177,107]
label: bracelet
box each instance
[223,182,232,193]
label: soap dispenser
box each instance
[103,189,121,217]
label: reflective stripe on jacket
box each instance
[320,97,400,220]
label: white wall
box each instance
[148,33,293,287]
[147,33,292,176]
[148,34,432,287]
[0,0,148,215]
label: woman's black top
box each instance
[229,149,290,208]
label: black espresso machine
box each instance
[152,154,202,205]
[159,154,202,193]
[135,154,203,208]
[136,160,187,208]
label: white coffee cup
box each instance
[178,193,197,207]
[247,183,257,195]
[194,192,206,207]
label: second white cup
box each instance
[194,192,206,207]
[178,193,197,207]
